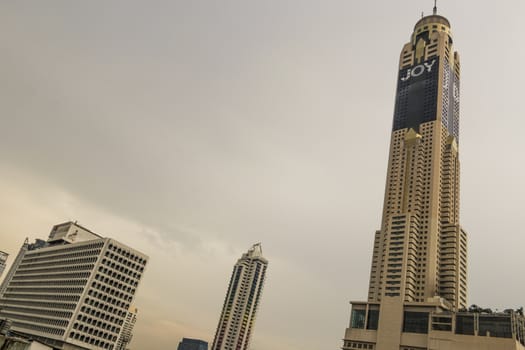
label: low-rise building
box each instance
[177,338,208,350]
[344,298,525,350]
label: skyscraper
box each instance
[178,338,208,350]
[211,243,268,350]
[0,251,8,280]
[341,6,525,350]
[368,7,466,309]
[0,221,148,350]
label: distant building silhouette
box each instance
[177,338,208,350]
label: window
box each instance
[455,315,474,335]
[367,310,379,330]
[351,309,366,329]
[403,311,429,334]
[479,316,512,338]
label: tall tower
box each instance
[341,8,480,350]
[367,9,467,311]
[211,244,268,350]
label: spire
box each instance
[433,0,438,15]
[248,243,263,257]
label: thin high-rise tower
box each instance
[341,7,525,350]
[211,244,268,350]
[366,8,466,311]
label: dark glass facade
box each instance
[478,316,512,338]
[178,338,208,350]
[393,58,440,132]
[403,311,429,334]
[366,310,379,330]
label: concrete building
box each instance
[115,307,137,350]
[177,338,208,350]
[0,251,8,280]
[211,244,268,350]
[0,335,53,350]
[0,222,148,350]
[341,5,525,350]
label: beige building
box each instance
[341,6,525,350]
[211,244,268,350]
[0,222,148,350]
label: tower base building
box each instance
[344,299,525,350]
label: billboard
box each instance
[393,57,440,132]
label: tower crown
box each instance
[414,14,450,31]
[412,15,452,45]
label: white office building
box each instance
[0,222,148,350]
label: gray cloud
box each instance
[1,1,525,349]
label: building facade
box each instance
[115,307,137,350]
[177,338,208,350]
[341,7,525,350]
[0,222,148,350]
[211,244,268,350]
[0,251,8,280]
[1,242,27,298]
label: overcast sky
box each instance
[1,1,525,349]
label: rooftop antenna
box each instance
[421,11,424,18]
[433,0,438,15]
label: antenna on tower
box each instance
[433,0,438,15]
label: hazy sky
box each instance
[1,1,525,349]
